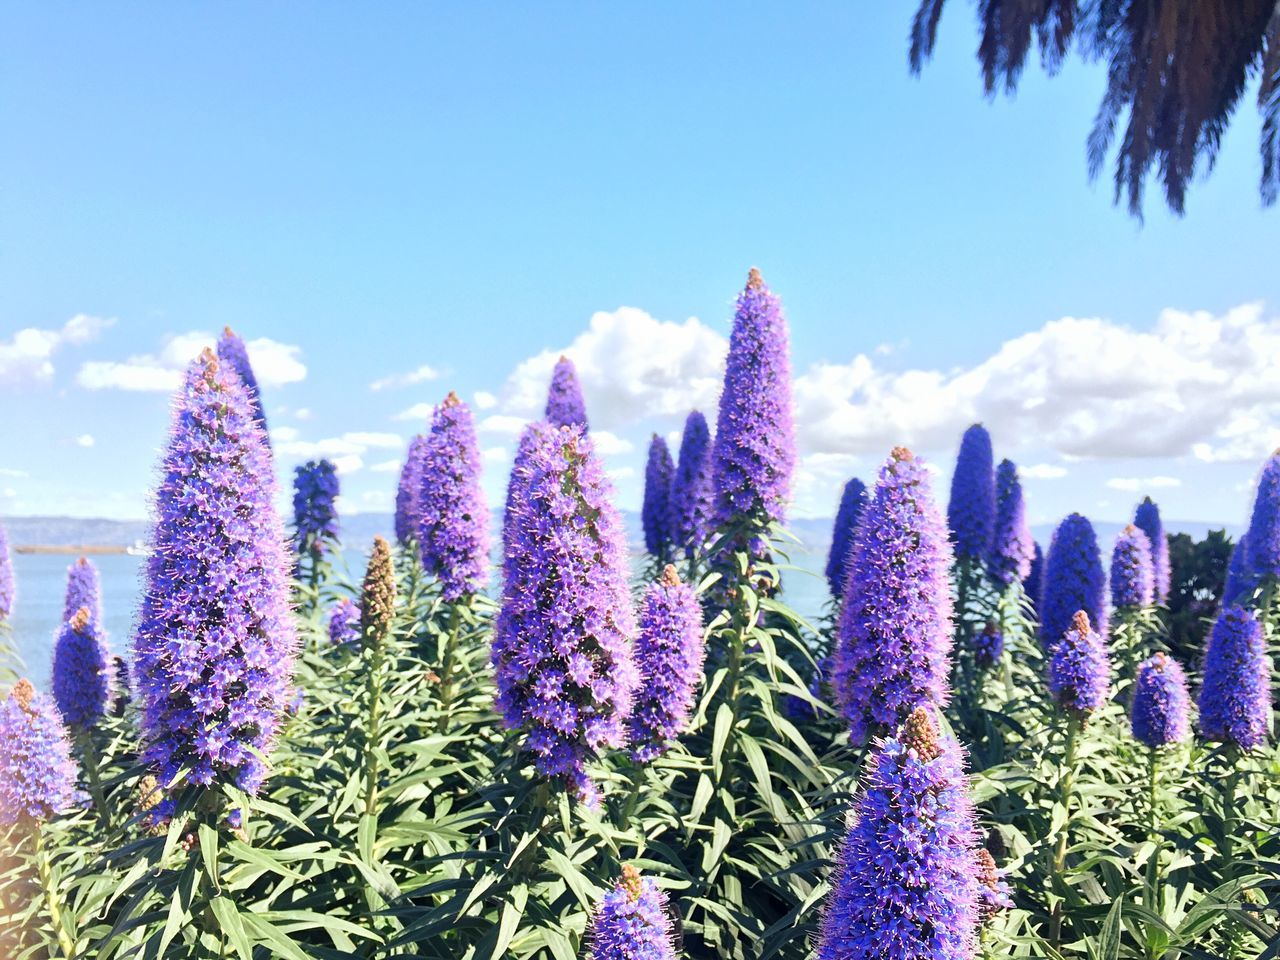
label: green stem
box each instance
[714,591,750,794]
[1143,749,1160,956]
[76,729,109,831]
[363,634,386,821]
[434,602,464,731]
[1049,713,1081,949]
[34,827,76,959]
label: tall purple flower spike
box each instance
[394,434,428,546]
[641,434,676,559]
[947,423,996,563]
[1048,611,1111,718]
[989,459,1034,587]
[328,597,361,646]
[1023,541,1044,613]
[1040,513,1108,647]
[833,448,955,746]
[824,478,868,600]
[0,519,13,621]
[671,410,714,559]
[545,355,589,430]
[1222,535,1259,606]
[1110,524,1155,610]
[216,326,269,444]
[133,348,297,802]
[418,393,490,601]
[1243,450,1280,579]
[492,422,638,806]
[1133,497,1171,603]
[62,556,103,628]
[1199,605,1271,751]
[292,459,341,556]
[628,565,705,762]
[51,608,112,730]
[817,707,981,960]
[711,268,795,543]
[589,865,678,960]
[1131,652,1191,748]
[0,680,77,827]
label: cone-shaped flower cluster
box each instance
[1222,537,1258,606]
[394,435,428,545]
[976,848,1013,922]
[51,608,112,730]
[1041,514,1108,647]
[833,448,955,746]
[0,680,77,827]
[825,477,868,599]
[589,865,678,960]
[62,556,102,628]
[502,427,540,560]
[216,327,269,441]
[973,622,1003,670]
[1133,497,1170,603]
[1023,542,1044,613]
[947,423,995,563]
[989,459,1033,587]
[1243,451,1280,579]
[361,536,396,646]
[1048,612,1110,718]
[817,707,981,960]
[1199,605,1271,751]
[711,268,795,539]
[628,565,705,762]
[545,355,589,430]
[671,410,714,559]
[293,459,340,556]
[641,435,676,560]
[328,597,361,646]
[1110,524,1155,610]
[1131,653,1191,748]
[0,519,13,620]
[133,349,296,799]
[493,423,638,804]
[417,393,489,600]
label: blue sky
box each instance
[1,3,1277,532]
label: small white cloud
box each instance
[77,330,306,392]
[370,364,440,391]
[370,459,401,473]
[331,455,363,475]
[482,446,508,464]
[392,402,434,423]
[589,430,633,457]
[474,390,498,410]
[0,315,114,383]
[608,467,636,482]
[342,431,403,449]
[1105,476,1182,492]
[294,407,313,421]
[2,487,15,498]
[479,414,528,436]
[1022,464,1068,479]
[357,489,394,510]
[75,434,95,448]
[0,468,28,478]
[271,426,301,443]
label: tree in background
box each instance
[1165,529,1232,663]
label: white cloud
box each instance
[370,364,440,391]
[588,430,633,457]
[0,468,28,478]
[341,431,402,449]
[1105,476,1182,492]
[393,402,434,423]
[75,434,95,448]
[294,407,313,421]
[332,455,363,475]
[478,414,528,436]
[370,458,401,473]
[1022,464,1068,479]
[77,331,306,392]
[474,391,497,410]
[1,488,14,499]
[608,467,636,482]
[0,315,113,382]
[273,431,405,477]
[482,446,508,464]
[271,426,301,443]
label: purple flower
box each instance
[817,706,980,960]
[629,566,705,762]
[711,268,795,541]
[1023,541,1044,613]
[824,478,868,599]
[112,655,131,716]
[1131,652,1191,748]
[1048,611,1110,718]
[989,459,1033,587]
[418,393,490,601]
[976,848,1013,922]
[0,680,77,827]
[973,622,1003,670]
[493,423,638,805]
[641,435,676,560]
[545,355,589,430]
[216,327,269,443]
[133,348,297,799]
[292,459,340,557]
[62,556,103,628]
[51,608,112,730]
[394,435,428,546]
[1110,524,1155,609]
[0,519,13,621]
[1040,514,1108,647]
[501,426,540,563]
[328,598,362,646]
[1133,497,1171,604]
[1223,536,1259,606]
[833,448,955,746]
[671,410,714,560]
[1243,451,1280,579]
[589,865,677,960]
[1199,605,1271,751]
[947,424,996,563]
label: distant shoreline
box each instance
[15,544,131,555]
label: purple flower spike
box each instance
[501,426,540,564]
[133,348,297,799]
[62,556,103,628]
[328,598,361,646]
[641,435,676,560]
[1048,611,1111,718]
[977,848,1013,922]
[711,268,795,539]
[545,355,589,430]
[817,707,981,960]
[1110,524,1155,610]
[1023,541,1044,613]
[947,424,996,563]
[394,435,428,546]
[825,478,868,599]
[833,448,955,746]
[1244,451,1280,579]
[492,422,638,805]
[1223,536,1259,606]
[0,519,13,621]
[989,460,1033,587]
[671,410,714,559]
[216,327,269,443]
[973,622,1003,670]
[1131,652,1191,748]
[0,680,77,827]
[1199,605,1271,751]
[1041,514,1108,647]
[1133,497,1171,603]
[589,865,678,960]
[292,459,340,557]
[51,608,112,730]
[629,566,705,762]
[418,393,490,601]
